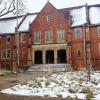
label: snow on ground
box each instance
[1,71,100,100]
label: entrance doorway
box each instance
[57,49,67,63]
[35,51,42,64]
[46,50,54,64]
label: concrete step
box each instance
[27,64,72,72]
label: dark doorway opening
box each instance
[46,50,54,64]
[35,51,42,64]
[57,49,67,63]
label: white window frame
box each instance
[34,31,41,44]
[1,49,11,59]
[75,28,82,39]
[21,33,26,42]
[6,35,11,44]
[46,15,51,23]
[45,31,52,42]
[57,29,65,42]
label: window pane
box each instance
[57,30,64,41]
[35,32,40,42]
[47,15,51,23]
[75,28,81,39]
[7,50,10,58]
[46,31,51,41]
[3,50,6,58]
[21,34,26,42]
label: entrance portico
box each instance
[32,44,68,64]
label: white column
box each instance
[54,49,57,64]
[32,50,35,64]
[43,50,46,64]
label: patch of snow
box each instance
[89,7,100,25]
[1,71,100,100]
[0,17,23,34]
[70,7,87,27]
[18,14,37,32]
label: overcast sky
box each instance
[25,0,100,13]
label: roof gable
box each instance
[30,1,69,29]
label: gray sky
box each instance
[25,0,100,13]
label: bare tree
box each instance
[0,0,27,17]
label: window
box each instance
[45,31,52,41]
[1,49,11,59]
[6,35,11,43]
[57,30,65,41]
[34,32,41,43]
[75,28,82,39]
[98,27,100,37]
[76,49,81,57]
[46,15,51,23]
[21,34,26,42]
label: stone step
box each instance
[27,64,72,72]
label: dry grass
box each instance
[0,71,82,100]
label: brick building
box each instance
[0,1,100,71]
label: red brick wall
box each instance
[30,2,69,45]
[0,33,29,70]
[70,27,85,70]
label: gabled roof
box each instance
[0,2,100,34]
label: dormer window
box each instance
[46,15,51,24]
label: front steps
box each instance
[27,64,72,72]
